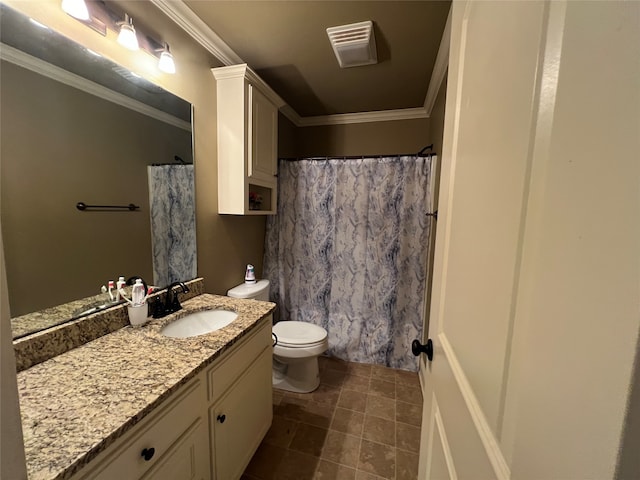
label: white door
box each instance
[418,1,640,479]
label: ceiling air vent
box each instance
[326,20,377,69]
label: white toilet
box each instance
[227,279,329,393]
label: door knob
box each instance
[412,339,433,361]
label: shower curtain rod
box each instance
[280,144,436,161]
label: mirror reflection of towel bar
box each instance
[76,202,139,211]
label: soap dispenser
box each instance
[245,264,256,284]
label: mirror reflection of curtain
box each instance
[264,156,433,371]
[147,165,196,288]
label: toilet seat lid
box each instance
[273,321,327,347]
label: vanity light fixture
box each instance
[158,44,176,74]
[61,1,176,75]
[117,14,139,51]
[61,0,89,21]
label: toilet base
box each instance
[272,355,321,393]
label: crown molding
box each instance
[279,104,303,126]
[211,63,286,109]
[154,0,448,127]
[423,5,451,116]
[0,43,191,131]
[150,0,242,66]
[298,107,429,127]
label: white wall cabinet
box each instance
[70,316,273,480]
[212,64,283,215]
[249,85,278,181]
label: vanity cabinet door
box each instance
[72,379,208,480]
[211,348,273,480]
[207,317,272,404]
[141,418,209,480]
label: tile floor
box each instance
[242,356,423,480]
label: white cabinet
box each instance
[141,420,209,480]
[249,85,278,181]
[211,349,272,480]
[207,318,273,480]
[71,379,210,480]
[212,64,282,215]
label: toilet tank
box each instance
[227,279,270,301]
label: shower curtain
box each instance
[264,156,433,371]
[147,164,197,288]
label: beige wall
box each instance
[1,61,192,315]
[293,117,431,157]
[278,113,298,158]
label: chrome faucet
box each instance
[164,281,190,315]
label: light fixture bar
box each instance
[62,1,175,74]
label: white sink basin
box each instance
[161,309,238,338]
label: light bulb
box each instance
[117,15,139,51]
[61,0,89,21]
[158,47,175,74]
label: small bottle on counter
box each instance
[131,279,146,306]
[116,276,126,301]
[108,280,115,302]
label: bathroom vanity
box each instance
[16,293,275,480]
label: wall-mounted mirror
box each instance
[0,3,196,339]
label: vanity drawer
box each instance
[207,316,272,403]
[75,378,206,480]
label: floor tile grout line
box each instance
[263,360,421,479]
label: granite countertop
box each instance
[16,293,276,480]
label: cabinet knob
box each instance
[411,339,434,361]
[217,414,226,424]
[141,447,155,461]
